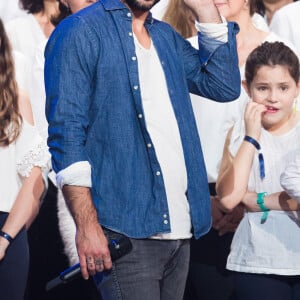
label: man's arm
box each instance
[62,186,112,279]
[45,17,111,278]
[180,0,240,101]
[184,0,222,23]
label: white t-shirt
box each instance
[150,0,169,20]
[227,120,300,275]
[134,36,190,240]
[270,1,300,56]
[0,1,26,23]
[0,120,50,212]
[5,14,47,65]
[281,149,300,202]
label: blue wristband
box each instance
[244,136,265,180]
[0,230,14,243]
[257,192,269,223]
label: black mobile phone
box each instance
[46,235,132,291]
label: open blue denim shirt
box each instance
[45,0,240,239]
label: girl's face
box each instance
[213,0,246,20]
[245,65,300,131]
[61,0,97,13]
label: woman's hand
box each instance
[0,237,9,261]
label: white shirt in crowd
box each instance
[281,149,300,203]
[150,0,169,20]
[0,1,26,23]
[270,1,300,55]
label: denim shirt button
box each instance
[147,143,152,148]
[127,12,131,17]
[156,171,161,176]
[133,85,139,90]
[138,114,143,119]
[163,220,168,225]
[128,32,133,36]
[163,214,167,218]
[131,56,137,61]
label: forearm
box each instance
[243,191,300,212]
[1,167,44,237]
[217,141,255,211]
[62,185,100,230]
[61,185,111,279]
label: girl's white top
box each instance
[0,120,50,212]
[227,119,300,275]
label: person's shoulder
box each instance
[5,13,34,29]
[52,2,103,37]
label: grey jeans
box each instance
[94,229,190,300]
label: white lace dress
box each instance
[0,120,50,212]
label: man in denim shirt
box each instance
[45,0,240,298]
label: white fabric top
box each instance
[281,149,300,202]
[150,0,169,20]
[227,120,300,275]
[0,0,26,23]
[13,50,31,92]
[270,1,300,56]
[0,120,50,212]
[134,36,190,239]
[189,28,280,183]
[5,14,47,68]
[29,39,49,140]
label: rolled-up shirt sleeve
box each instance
[56,161,92,189]
[280,150,300,202]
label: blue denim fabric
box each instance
[45,0,240,239]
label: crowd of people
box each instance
[0,0,300,300]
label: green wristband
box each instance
[257,192,269,223]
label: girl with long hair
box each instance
[0,18,49,300]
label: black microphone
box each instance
[46,236,132,291]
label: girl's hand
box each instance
[0,237,9,261]
[244,101,266,140]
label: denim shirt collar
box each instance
[100,0,154,24]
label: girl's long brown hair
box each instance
[0,18,22,146]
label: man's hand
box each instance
[76,221,112,279]
[183,0,222,23]
[62,185,112,280]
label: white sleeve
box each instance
[56,161,92,189]
[195,16,228,43]
[280,149,300,202]
[16,120,51,182]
